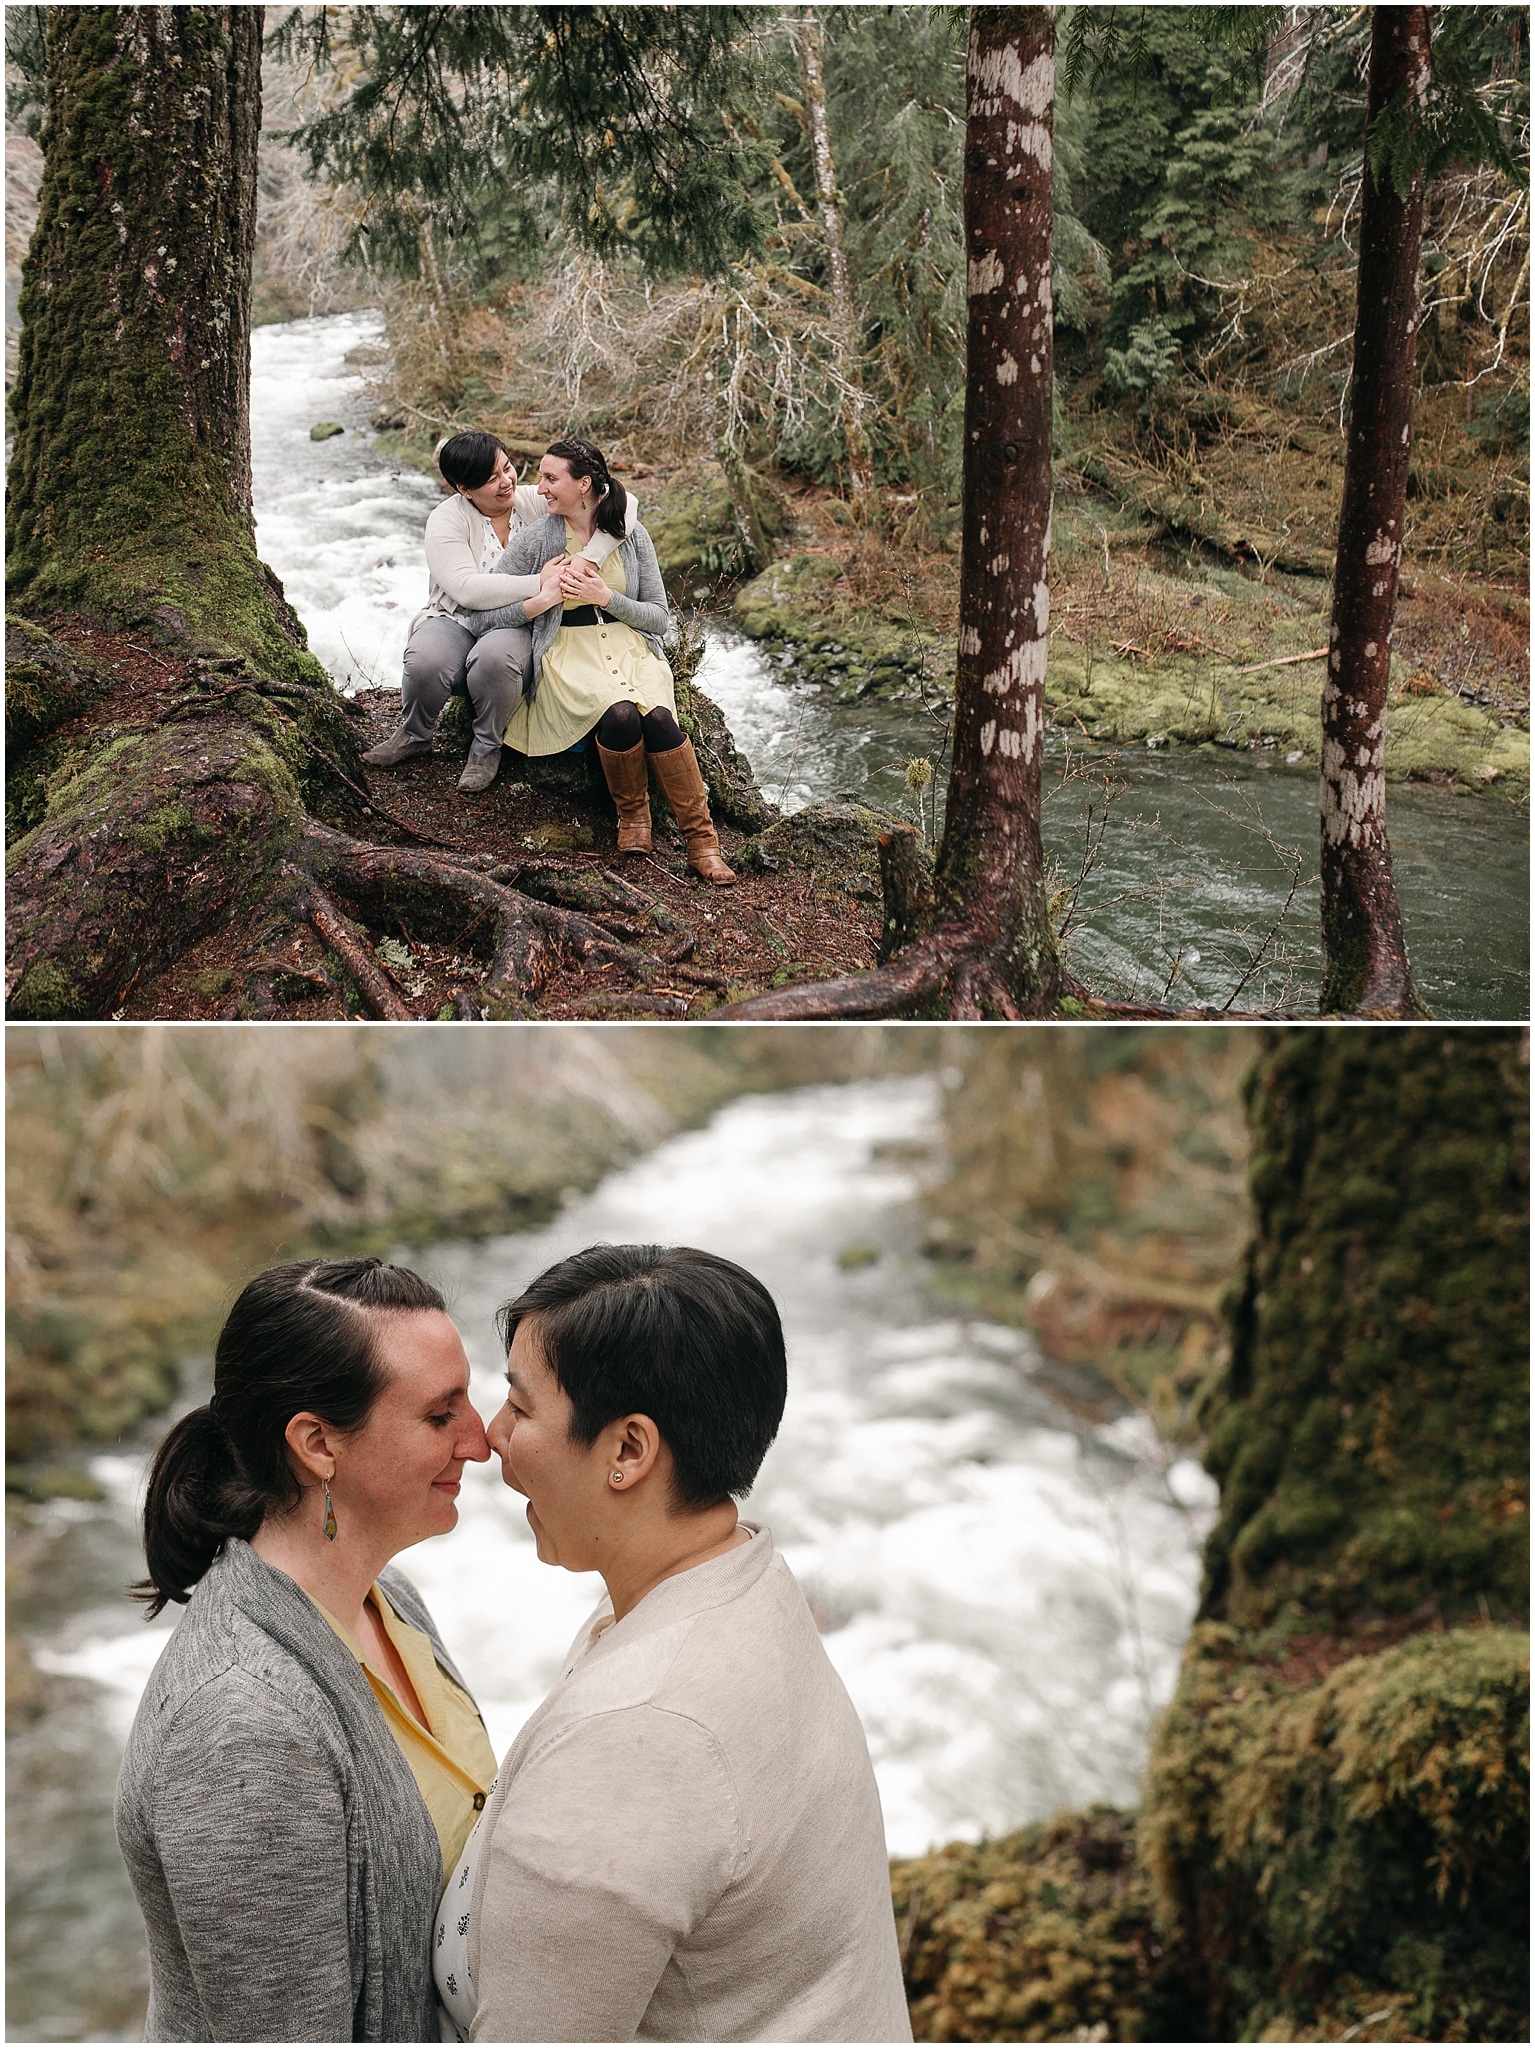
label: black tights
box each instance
[595,701,685,753]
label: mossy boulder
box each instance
[1044,641,1529,797]
[890,1805,1170,2042]
[737,793,911,905]
[1142,1624,1530,2043]
[732,553,952,703]
[647,456,788,596]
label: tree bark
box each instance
[932,4,1061,998]
[1318,6,1430,1017]
[6,6,317,679]
[796,8,873,498]
[719,6,1066,1022]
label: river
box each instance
[246,310,1526,1016]
[6,1077,1217,2042]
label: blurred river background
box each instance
[6,1024,1249,2041]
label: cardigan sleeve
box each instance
[424,500,542,609]
[601,526,673,642]
[469,1704,740,2042]
[146,1673,358,2041]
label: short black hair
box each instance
[438,431,510,491]
[497,1244,786,1511]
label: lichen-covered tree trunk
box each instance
[7,5,315,678]
[929,3,1062,1009]
[1318,8,1430,1018]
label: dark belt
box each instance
[560,605,608,627]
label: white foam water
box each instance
[47,1077,1216,1857]
[250,310,439,693]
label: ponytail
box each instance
[134,1257,446,1618]
[546,437,628,540]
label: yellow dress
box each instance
[315,1584,498,1885]
[502,521,676,757]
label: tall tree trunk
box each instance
[930,3,1060,1002]
[6,5,313,678]
[796,8,873,499]
[1318,6,1430,1017]
[721,5,1065,1021]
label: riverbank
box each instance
[373,418,1530,805]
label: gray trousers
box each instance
[401,615,530,754]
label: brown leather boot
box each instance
[650,739,736,886]
[597,738,652,854]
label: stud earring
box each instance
[612,1471,623,1485]
[323,1480,338,1542]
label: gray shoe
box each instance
[362,729,434,768]
[456,746,503,793]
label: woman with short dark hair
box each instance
[115,1258,495,2042]
[364,431,636,793]
[434,1243,911,2042]
[459,439,737,884]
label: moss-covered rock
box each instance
[1142,1624,1530,2043]
[647,456,788,595]
[890,1805,1171,2042]
[737,793,910,905]
[732,552,951,703]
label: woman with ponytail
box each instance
[457,437,737,885]
[114,1258,494,2042]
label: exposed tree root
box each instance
[302,875,416,1021]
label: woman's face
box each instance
[331,1311,490,1555]
[537,455,592,522]
[459,449,517,519]
[487,1317,609,1570]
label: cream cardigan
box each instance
[463,1526,912,2043]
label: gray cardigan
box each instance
[462,515,674,698]
[115,1540,471,2042]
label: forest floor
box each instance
[22,623,883,1022]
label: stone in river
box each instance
[310,420,345,441]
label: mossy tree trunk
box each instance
[721,6,1069,1021]
[1318,8,1431,1019]
[7,6,316,678]
[1141,1025,1529,2042]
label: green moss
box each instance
[4,616,111,747]
[1142,1625,1530,2043]
[1198,1029,1529,1638]
[648,457,787,594]
[890,1806,1169,2042]
[6,957,81,1020]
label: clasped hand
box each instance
[538,553,612,610]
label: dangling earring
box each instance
[323,1479,338,1542]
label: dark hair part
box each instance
[496,1245,785,1511]
[438,431,510,492]
[545,436,628,541]
[135,1258,446,1618]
